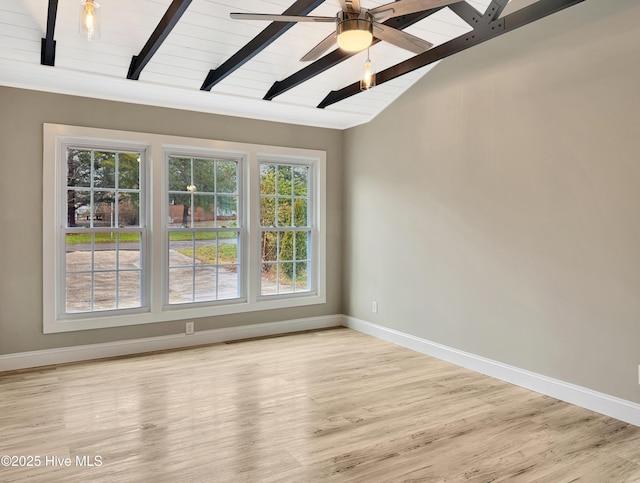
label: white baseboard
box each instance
[4,314,639,428]
[343,316,640,427]
[0,315,342,372]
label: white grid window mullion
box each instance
[90,232,95,312]
[166,153,242,306]
[258,161,313,298]
[116,233,120,309]
[115,152,119,228]
[63,145,146,316]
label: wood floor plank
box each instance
[0,327,638,482]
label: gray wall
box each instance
[0,87,343,354]
[2,0,639,406]
[343,0,640,403]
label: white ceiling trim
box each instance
[0,58,369,129]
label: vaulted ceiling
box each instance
[0,0,583,129]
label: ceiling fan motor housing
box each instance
[336,10,374,52]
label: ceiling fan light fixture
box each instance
[79,0,100,41]
[336,12,373,52]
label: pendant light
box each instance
[80,0,100,41]
[360,49,376,91]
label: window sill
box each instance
[43,293,327,334]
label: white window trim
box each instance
[57,138,151,319]
[43,124,326,334]
[162,146,246,308]
[255,155,319,299]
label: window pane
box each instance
[261,232,278,262]
[295,263,309,292]
[219,232,238,264]
[66,234,92,272]
[278,232,294,262]
[193,237,217,265]
[261,263,277,295]
[216,160,237,193]
[66,272,92,313]
[193,158,215,193]
[293,198,308,227]
[277,198,292,226]
[169,157,192,191]
[67,189,91,227]
[216,196,237,227]
[277,165,292,196]
[118,271,141,309]
[118,152,140,189]
[194,266,216,302]
[118,192,139,227]
[168,194,191,227]
[279,262,294,294]
[118,233,140,269]
[193,194,215,226]
[260,164,276,194]
[218,268,240,300]
[169,267,194,303]
[295,231,308,261]
[293,166,308,197]
[93,191,115,227]
[67,149,92,188]
[94,233,117,269]
[94,272,117,310]
[222,212,237,228]
[169,232,194,266]
[261,196,275,227]
[94,151,116,189]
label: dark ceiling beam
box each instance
[318,0,584,108]
[263,7,442,101]
[201,0,326,91]
[128,0,193,80]
[40,0,58,66]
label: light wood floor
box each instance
[1,328,639,482]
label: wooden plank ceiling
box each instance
[0,0,581,129]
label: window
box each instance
[166,154,241,305]
[64,146,146,314]
[259,162,312,296]
[43,124,326,333]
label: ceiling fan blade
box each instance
[373,23,433,53]
[301,32,338,62]
[370,0,460,21]
[230,13,336,23]
[338,0,361,13]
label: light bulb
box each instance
[360,56,376,91]
[80,0,100,41]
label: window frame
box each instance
[163,147,245,309]
[43,124,326,334]
[61,142,149,318]
[257,157,317,299]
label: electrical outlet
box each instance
[372,301,378,314]
[185,321,195,335]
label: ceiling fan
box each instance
[231,0,460,62]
